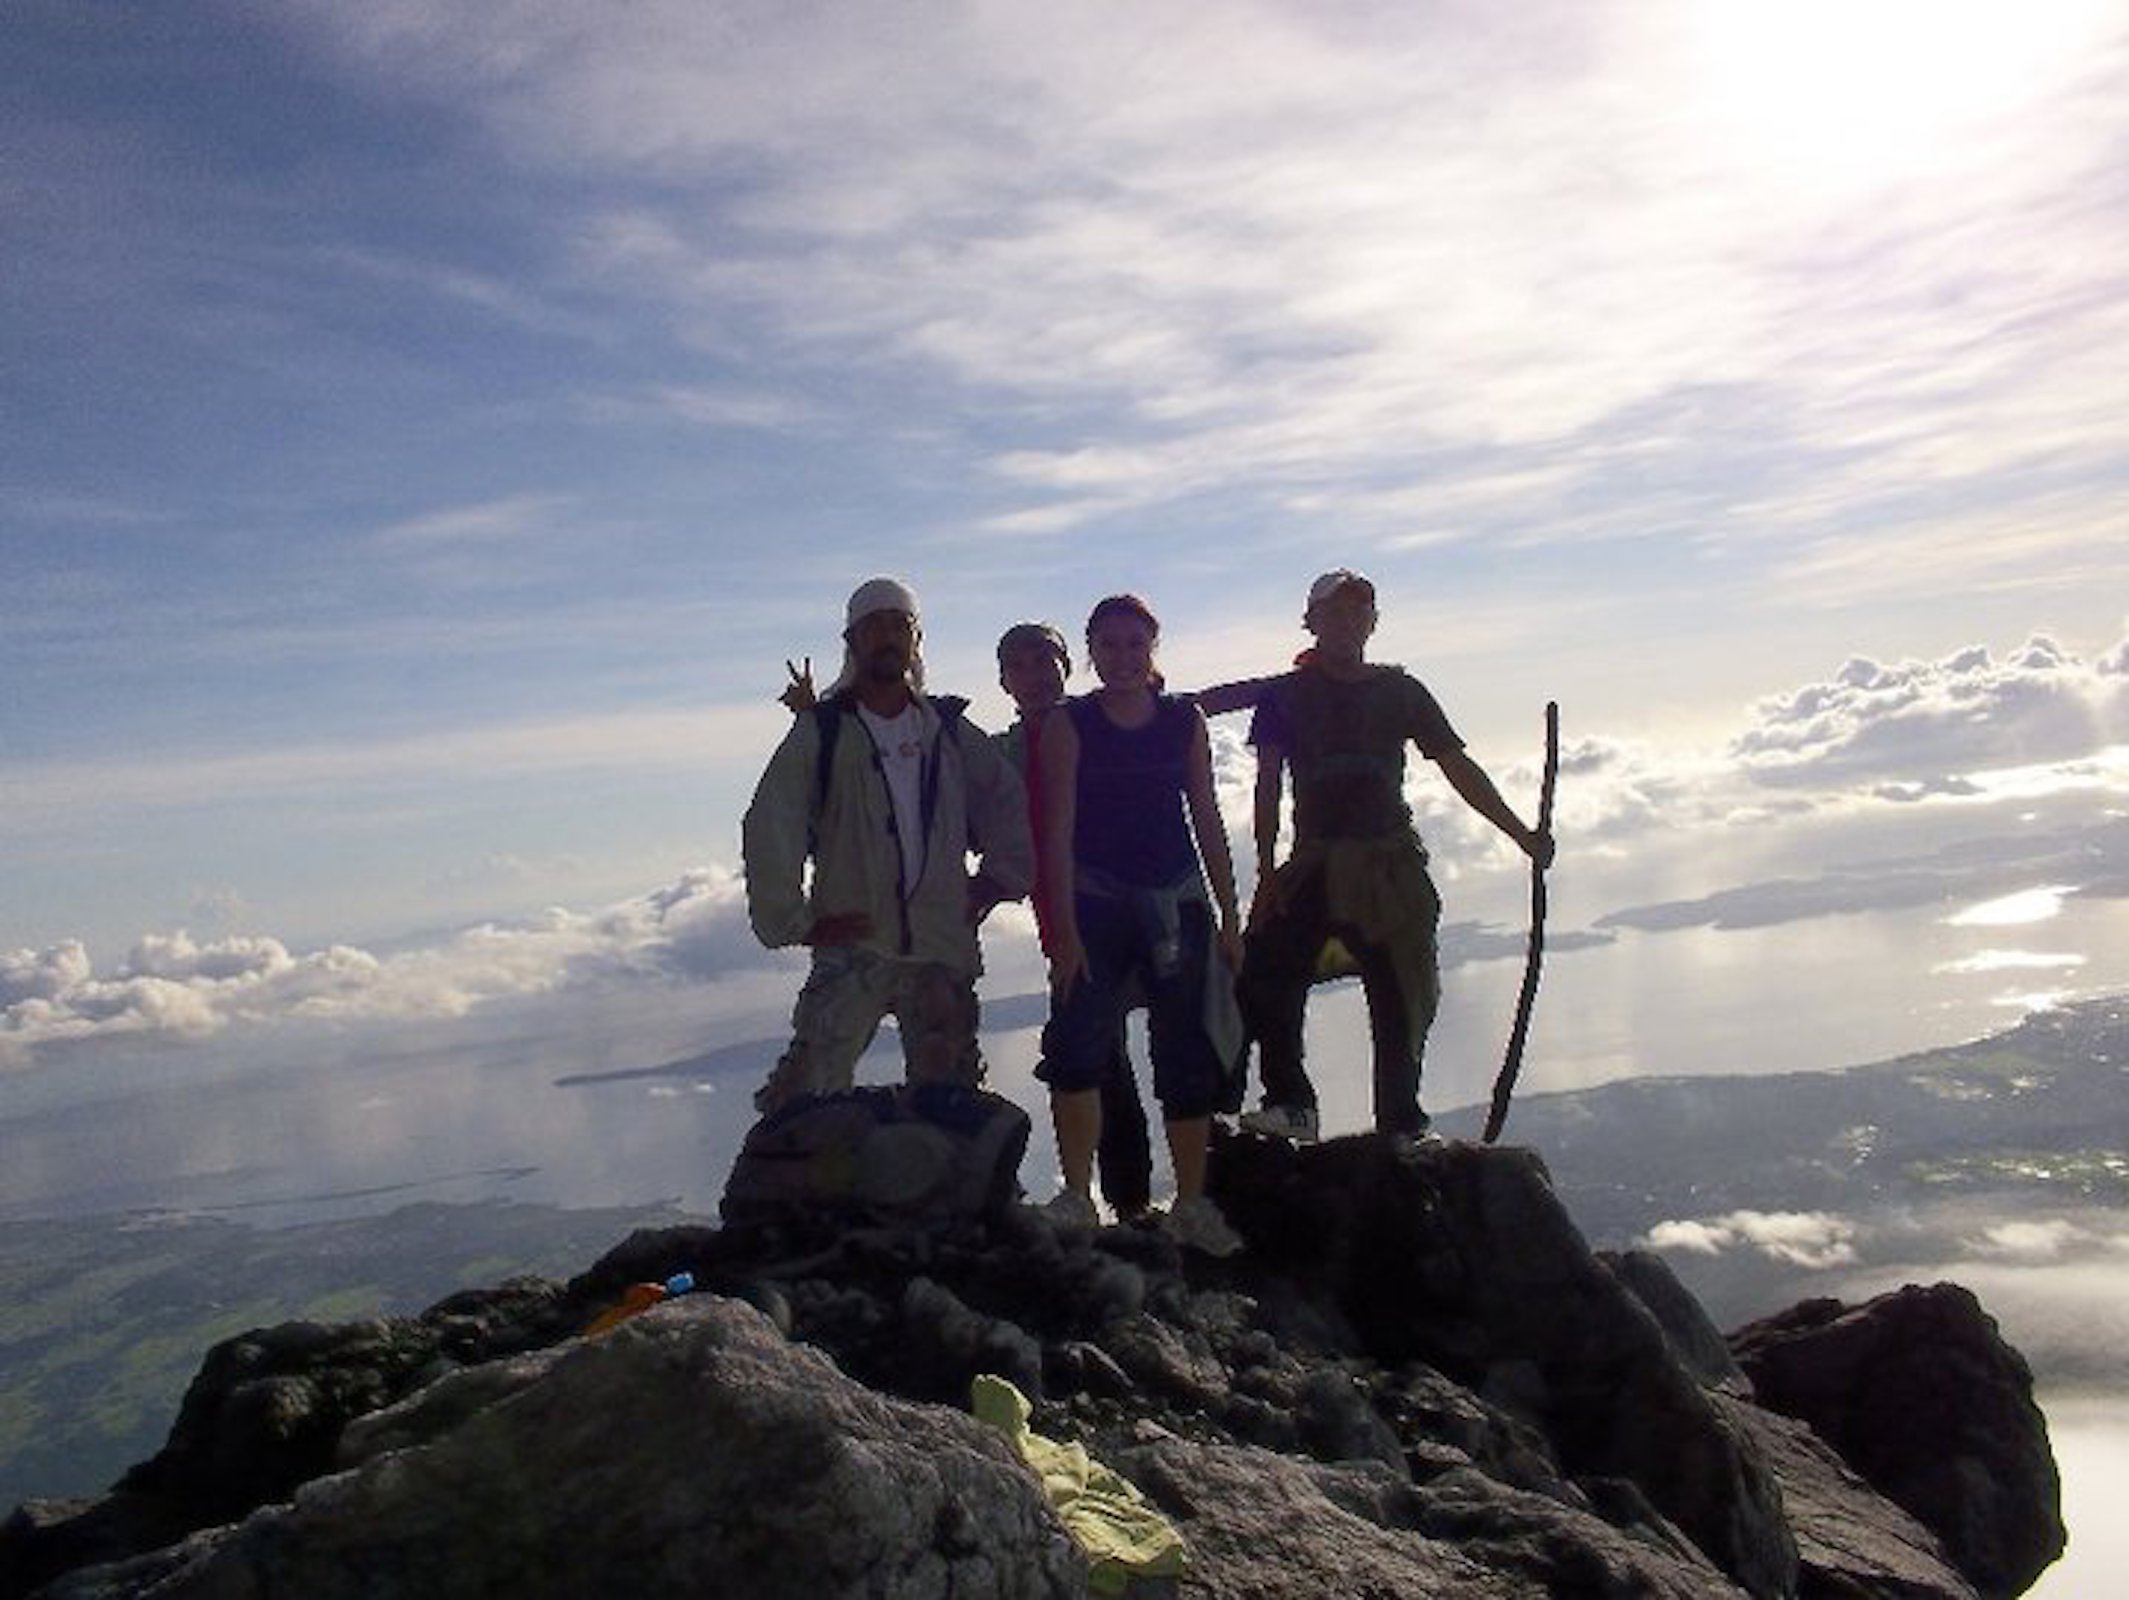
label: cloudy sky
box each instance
[7,0,2129,1073]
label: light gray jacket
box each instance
[742,692,1032,973]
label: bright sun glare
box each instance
[1947,886,2076,928]
[1689,0,2111,192]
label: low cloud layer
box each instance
[1520,630,2129,935]
[1,869,768,1069]
[12,628,2127,1070]
[1734,634,2129,792]
[1643,1209,1860,1269]
[1965,1217,2129,1265]
[1824,1208,2129,1393]
[1394,632,2128,894]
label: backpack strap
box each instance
[809,694,850,843]
[812,691,966,821]
[919,695,967,840]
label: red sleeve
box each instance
[1025,712,1058,958]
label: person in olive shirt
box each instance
[1237,570,1554,1146]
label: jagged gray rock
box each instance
[1602,1248,1751,1394]
[1714,1396,1977,1600]
[3,1134,2061,1600]
[1209,1135,1800,1595]
[35,1299,1083,1600]
[1112,1436,1751,1598]
[1730,1284,2066,1599]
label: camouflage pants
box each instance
[754,947,984,1114]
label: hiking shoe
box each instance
[1163,1195,1243,1258]
[1388,1126,1444,1164]
[1040,1188,1100,1230]
[1239,1103,1320,1143]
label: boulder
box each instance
[115,1317,446,1526]
[1114,1436,1751,1598]
[1210,1134,1798,1597]
[35,1299,1083,1600]
[1601,1248,1750,1394]
[1712,1395,1977,1600]
[1729,1284,2065,1598]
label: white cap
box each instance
[845,576,920,629]
[1306,568,1374,610]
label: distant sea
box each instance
[12,888,2129,1226]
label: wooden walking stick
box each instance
[1483,701,1559,1145]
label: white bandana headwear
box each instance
[829,577,925,695]
[845,577,920,629]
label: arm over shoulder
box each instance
[958,715,1034,899]
[1194,673,1282,718]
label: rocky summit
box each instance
[1,1132,2063,1599]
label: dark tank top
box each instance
[1068,695,1198,888]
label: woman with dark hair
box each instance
[1038,595,1243,1255]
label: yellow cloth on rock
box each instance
[969,1374,1187,1594]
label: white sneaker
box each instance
[1164,1195,1243,1257]
[1040,1188,1100,1229]
[1239,1103,1320,1143]
[1387,1121,1442,1164]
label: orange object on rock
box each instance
[583,1282,669,1337]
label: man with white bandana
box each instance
[743,578,1033,1114]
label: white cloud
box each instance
[0,942,95,1007]
[1643,1209,1859,1269]
[1966,1218,2092,1263]
[277,0,2129,553]
[643,385,826,433]
[1189,622,2129,938]
[0,869,768,1070]
[1936,949,2087,976]
[1642,1218,1730,1257]
[1547,628,2129,931]
[1734,635,2129,790]
[13,2,2129,990]
[0,704,781,845]
[373,494,574,547]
